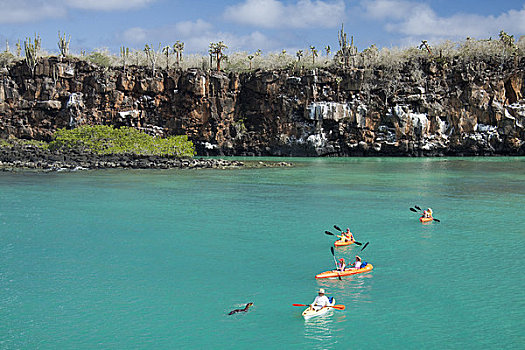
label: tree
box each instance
[325,45,331,57]
[248,54,254,70]
[162,45,171,69]
[296,50,303,62]
[310,45,318,65]
[173,40,184,67]
[419,40,432,55]
[209,41,228,71]
[58,31,71,57]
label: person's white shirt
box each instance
[354,261,362,269]
[311,295,330,310]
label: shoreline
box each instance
[0,145,293,172]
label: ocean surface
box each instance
[1,157,524,349]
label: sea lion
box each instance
[228,302,253,315]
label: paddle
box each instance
[333,225,363,245]
[410,207,441,222]
[330,247,342,280]
[292,304,345,310]
[360,242,369,251]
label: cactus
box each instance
[4,40,9,53]
[209,41,228,71]
[173,40,184,67]
[16,40,21,57]
[120,46,130,71]
[499,31,517,54]
[296,50,303,62]
[144,43,161,76]
[325,45,331,57]
[58,31,71,57]
[247,54,255,70]
[337,23,357,68]
[24,34,41,76]
[162,45,170,69]
[419,40,432,55]
[310,45,318,65]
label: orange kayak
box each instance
[419,217,433,223]
[334,239,354,247]
[315,263,373,279]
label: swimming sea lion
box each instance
[228,302,253,315]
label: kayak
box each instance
[315,263,374,279]
[334,239,354,247]
[302,297,335,319]
[419,217,433,223]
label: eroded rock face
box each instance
[1,56,525,156]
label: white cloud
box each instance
[224,0,345,28]
[363,0,525,41]
[0,1,66,24]
[66,0,156,11]
[0,0,156,23]
[121,27,148,43]
[119,20,277,53]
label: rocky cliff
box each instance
[1,56,524,156]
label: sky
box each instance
[1,0,525,56]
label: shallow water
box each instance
[1,157,524,349]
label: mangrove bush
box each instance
[49,125,195,157]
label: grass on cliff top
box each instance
[48,125,196,157]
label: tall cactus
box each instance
[144,43,161,76]
[209,41,228,71]
[310,45,318,65]
[337,23,357,68]
[173,40,184,67]
[24,34,41,76]
[58,31,71,57]
[120,46,130,71]
[162,45,170,69]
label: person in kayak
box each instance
[348,255,362,270]
[339,228,354,242]
[422,208,433,218]
[337,258,346,271]
[310,288,330,311]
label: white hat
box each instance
[318,288,325,294]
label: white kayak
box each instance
[302,297,335,320]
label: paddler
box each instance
[339,228,354,242]
[422,208,433,218]
[349,255,362,270]
[310,288,330,311]
[337,258,346,271]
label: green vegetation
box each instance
[0,137,49,149]
[87,50,112,67]
[49,125,195,157]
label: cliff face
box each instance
[1,56,524,156]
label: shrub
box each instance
[49,125,195,157]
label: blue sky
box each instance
[1,0,525,55]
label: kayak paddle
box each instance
[360,242,369,251]
[330,247,342,280]
[414,205,422,210]
[292,304,345,310]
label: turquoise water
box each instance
[1,157,524,349]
